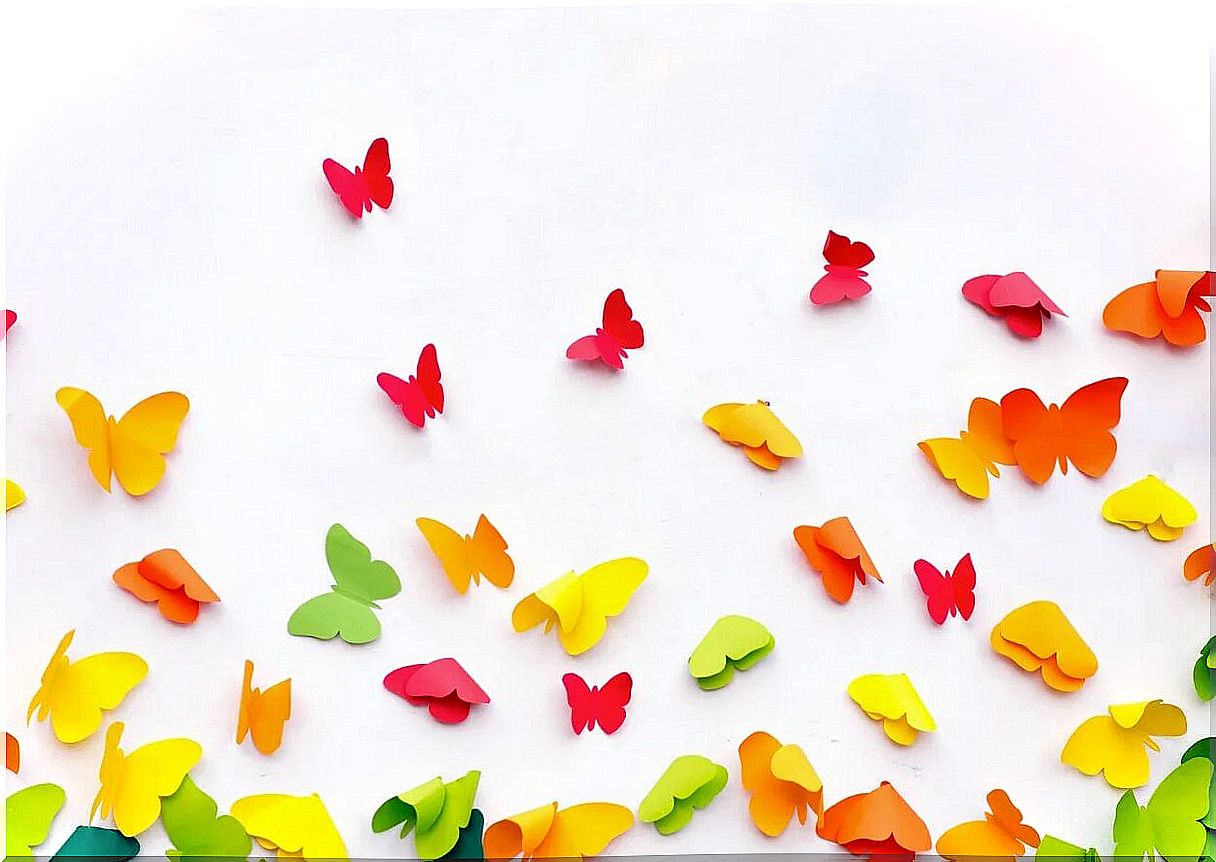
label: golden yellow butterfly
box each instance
[416,515,514,594]
[703,401,803,470]
[847,673,936,745]
[55,387,189,496]
[231,792,349,861]
[91,721,202,836]
[1061,699,1187,789]
[512,558,648,655]
[27,630,148,744]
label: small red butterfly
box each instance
[913,554,976,625]
[809,230,875,305]
[377,344,444,428]
[4,310,15,338]
[565,289,644,369]
[322,138,394,219]
[561,671,632,735]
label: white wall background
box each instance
[4,4,1211,857]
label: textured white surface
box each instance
[4,5,1211,857]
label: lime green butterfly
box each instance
[1181,738,1216,841]
[287,523,401,644]
[51,826,140,861]
[162,775,251,861]
[6,783,66,857]
[1036,835,1099,860]
[1113,756,1212,860]
[1195,638,1215,702]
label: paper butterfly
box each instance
[638,755,728,835]
[28,630,148,744]
[378,344,444,428]
[562,672,632,735]
[936,789,1041,861]
[962,272,1067,338]
[1035,835,1098,861]
[1112,757,1212,860]
[565,289,645,369]
[4,309,15,338]
[162,775,252,860]
[1180,738,1216,830]
[1101,474,1197,542]
[687,615,774,690]
[372,771,481,861]
[810,230,874,305]
[6,479,26,512]
[55,388,189,496]
[703,400,803,470]
[914,553,976,625]
[237,659,292,755]
[817,781,932,859]
[416,515,514,593]
[384,658,490,725]
[919,397,1017,500]
[1061,699,1187,789]
[1104,269,1214,347]
[6,732,18,773]
[231,793,348,861]
[511,557,647,655]
[51,826,140,861]
[1185,545,1214,588]
[484,802,634,861]
[287,523,401,645]
[6,783,65,857]
[847,673,936,746]
[1194,637,1215,701]
[91,721,201,837]
[1000,377,1128,484]
[112,549,219,624]
[322,137,393,219]
[738,731,823,837]
[793,517,882,604]
[990,600,1097,692]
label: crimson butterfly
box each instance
[809,230,874,305]
[913,554,976,625]
[322,138,393,219]
[561,672,632,735]
[377,344,443,428]
[565,289,644,369]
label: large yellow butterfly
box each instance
[230,792,349,861]
[55,388,189,496]
[91,721,201,837]
[27,630,148,744]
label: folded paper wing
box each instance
[1111,758,1211,860]
[237,660,291,755]
[383,659,490,724]
[816,781,931,858]
[113,550,219,624]
[847,673,936,745]
[372,771,481,860]
[6,783,66,857]
[687,615,774,690]
[1185,545,1215,587]
[990,601,1097,692]
[231,792,348,862]
[90,722,202,837]
[961,272,1066,338]
[51,826,140,861]
[417,516,514,593]
[1103,270,1213,346]
[483,802,634,860]
[919,397,1017,500]
[1194,638,1216,702]
[1061,700,1187,789]
[936,789,1040,861]
[6,479,26,511]
[793,517,881,604]
[738,731,823,837]
[703,401,803,470]
[1101,475,1197,542]
[638,755,728,835]
[511,558,647,655]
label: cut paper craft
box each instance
[4,308,15,337]
[1184,544,1215,587]
[1180,737,1216,830]
[91,721,201,837]
[6,479,26,511]
[322,137,393,219]
[28,630,148,743]
[483,802,634,860]
[919,397,1016,500]
[961,272,1066,338]
[162,775,252,860]
[372,770,480,860]
[914,554,976,625]
[1101,475,1197,542]
[378,344,443,429]
[738,731,823,837]
[444,808,485,861]
[7,732,19,773]
[793,517,881,604]
[847,673,936,746]
[416,515,514,594]
[1061,700,1187,789]
[52,826,141,861]
[990,600,1097,692]
[817,781,931,859]
[1000,377,1128,484]
[288,523,401,644]
[566,289,645,369]
[703,401,802,470]
[1035,836,1098,861]
[810,230,874,305]
[1195,638,1215,702]
[55,388,189,496]
[7,783,67,857]
[638,755,728,835]
[1112,757,1212,860]
[511,557,647,655]
[1103,270,1214,347]
[383,659,490,725]
[237,660,291,755]
[561,672,632,735]
[231,793,348,862]
[688,615,774,690]
[112,549,219,624]
[937,789,1041,861]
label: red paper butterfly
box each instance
[561,671,632,735]
[913,554,976,625]
[322,138,394,219]
[809,231,875,305]
[4,310,15,338]
[377,344,444,428]
[383,658,490,725]
[565,289,644,369]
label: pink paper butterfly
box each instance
[809,231,874,305]
[566,289,644,369]
[377,344,443,428]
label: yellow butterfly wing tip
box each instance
[6,479,27,511]
[702,403,743,433]
[883,717,919,745]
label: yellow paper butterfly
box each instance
[918,397,1016,499]
[231,792,349,861]
[847,673,936,745]
[483,801,634,860]
[1060,699,1187,789]
[703,401,803,470]
[6,479,26,511]
[27,630,148,744]
[1101,475,1197,541]
[91,721,202,836]
[416,515,515,594]
[511,558,648,655]
[55,387,189,496]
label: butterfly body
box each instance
[914,554,976,625]
[566,289,644,369]
[810,231,874,305]
[562,672,632,735]
[322,138,393,218]
[378,344,444,428]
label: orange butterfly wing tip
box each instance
[1184,544,1215,586]
[1104,280,1166,338]
[818,782,930,855]
[5,732,18,773]
[484,802,558,860]
[1155,270,1211,317]
[112,562,199,623]
[471,515,515,588]
[141,549,220,604]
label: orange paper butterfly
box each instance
[112,550,219,624]
[793,517,882,603]
[1103,270,1213,347]
[817,781,931,861]
[738,731,823,837]
[936,789,1040,861]
[236,660,291,756]
[416,515,514,594]
[1184,544,1214,588]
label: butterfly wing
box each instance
[287,592,381,644]
[590,672,633,735]
[162,775,252,859]
[1000,388,1059,484]
[322,158,368,218]
[558,558,648,655]
[48,652,148,744]
[1056,377,1127,478]
[1147,758,1212,859]
[326,523,400,603]
[988,789,1039,850]
[565,335,603,362]
[913,560,953,625]
[951,553,977,620]
[361,138,394,210]
[561,673,594,734]
[111,392,190,496]
[822,231,875,269]
[415,343,444,415]
[249,679,291,755]
[539,803,634,859]
[377,372,427,427]
[6,783,66,856]
[469,515,514,588]
[938,820,1018,860]
[417,518,474,593]
[919,437,991,499]
[112,563,200,624]
[112,739,202,836]
[601,289,644,351]
[55,387,113,491]
[739,732,800,836]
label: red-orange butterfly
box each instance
[322,138,393,219]
[377,344,443,428]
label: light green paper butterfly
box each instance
[288,523,401,644]
[688,615,774,690]
[372,771,480,861]
[1181,738,1216,833]
[1036,834,1099,860]
[1195,638,1215,702]
[6,782,66,857]
[638,754,728,835]
[1113,756,1212,860]
[162,775,251,861]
